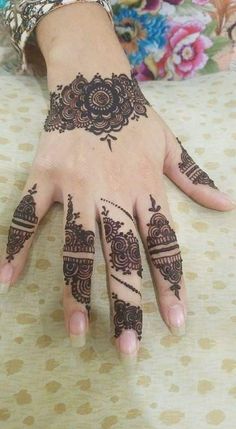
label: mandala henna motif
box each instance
[112,292,142,340]
[177,137,218,189]
[146,195,182,300]
[6,184,38,262]
[101,203,142,277]
[44,71,150,151]
[63,194,95,315]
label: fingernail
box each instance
[220,192,236,206]
[118,330,138,361]
[69,311,87,348]
[0,263,13,294]
[168,305,186,337]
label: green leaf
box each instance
[204,20,217,37]
[199,58,219,75]
[111,3,122,15]
[206,37,230,57]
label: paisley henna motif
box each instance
[44,72,150,150]
[101,203,142,277]
[112,292,142,340]
[177,137,218,189]
[146,195,182,300]
[6,184,38,262]
[63,194,95,315]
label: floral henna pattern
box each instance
[101,202,143,277]
[6,184,38,262]
[63,194,95,315]
[177,137,218,189]
[112,292,142,340]
[146,195,182,300]
[44,72,150,151]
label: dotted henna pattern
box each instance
[146,195,182,300]
[44,71,150,150]
[6,184,38,262]
[63,194,95,315]
[177,137,218,189]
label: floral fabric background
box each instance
[0,0,236,80]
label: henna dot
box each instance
[101,415,118,429]
[76,402,92,415]
[160,410,185,424]
[206,410,225,425]
[126,409,142,419]
[14,179,25,190]
[110,396,119,403]
[5,359,23,375]
[213,280,226,290]
[47,236,56,242]
[26,283,39,293]
[23,416,35,426]
[0,409,10,421]
[206,306,220,314]
[54,403,66,414]
[16,313,37,325]
[50,309,64,322]
[45,381,61,393]
[14,336,24,344]
[197,380,214,394]
[221,359,236,372]
[36,335,52,348]
[14,389,32,405]
[45,359,60,371]
[198,338,216,349]
[79,346,96,362]
[35,259,51,270]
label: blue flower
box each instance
[114,7,169,66]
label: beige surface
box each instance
[0,71,236,428]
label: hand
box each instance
[0,69,234,361]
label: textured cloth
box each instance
[0,70,236,427]
[1,0,236,80]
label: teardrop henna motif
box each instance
[177,137,218,189]
[147,194,182,300]
[44,72,150,151]
[63,195,95,315]
[6,184,38,262]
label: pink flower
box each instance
[163,21,213,78]
[192,0,209,5]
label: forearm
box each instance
[36,3,131,89]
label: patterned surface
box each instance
[0,70,236,427]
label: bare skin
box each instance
[0,3,235,361]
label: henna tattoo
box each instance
[101,198,134,222]
[146,195,182,300]
[111,274,142,298]
[63,195,95,315]
[177,137,218,189]
[44,71,150,151]
[6,184,38,262]
[101,203,142,277]
[112,292,142,340]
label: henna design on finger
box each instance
[101,203,143,277]
[111,274,142,298]
[44,71,150,151]
[177,137,218,189]
[112,292,142,340]
[6,184,38,262]
[146,195,182,300]
[63,194,95,315]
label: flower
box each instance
[162,20,213,78]
[192,0,209,5]
[114,7,169,66]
